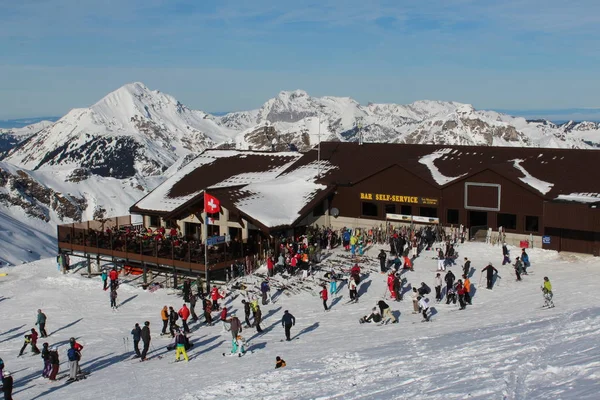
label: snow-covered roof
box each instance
[418,148,468,185]
[233,161,336,228]
[511,159,554,195]
[132,150,301,213]
[555,193,600,203]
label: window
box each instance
[525,216,539,232]
[384,204,396,215]
[313,201,325,216]
[400,205,412,216]
[420,207,438,218]
[149,215,160,227]
[497,213,517,230]
[361,202,378,217]
[447,209,459,224]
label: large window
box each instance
[384,204,396,215]
[149,215,160,227]
[447,209,459,224]
[400,205,412,216]
[497,213,517,230]
[361,202,378,217]
[420,207,438,218]
[525,216,539,232]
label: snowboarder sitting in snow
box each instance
[230,335,247,356]
[417,282,431,297]
[359,308,382,324]
[275,356,286,369]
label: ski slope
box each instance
[1,242,599,400]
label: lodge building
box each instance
[127,142,600,256]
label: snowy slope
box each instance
[1,242,599,400]
[4,83,237,178]
[0,120,54,152]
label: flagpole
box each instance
[203,192,209,295]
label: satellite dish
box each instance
[330,207,340,218]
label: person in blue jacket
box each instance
[260,280,270,305]
[131,323,142,358]
[521,249,530,273]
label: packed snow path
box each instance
[1,242,600,399]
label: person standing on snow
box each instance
[254,305,263,333]
[462,257,471,277]
[462,275,472,305]
[444,270,455,294]
[101,269,108,291]
[281,310,296,341]
[320,285,329,311]
[203,298,213,326]
[521,249,530,273]
[348,277,358,302]
[48,347,60,380]
[168,306,179,337]
[434,273,443,302]
[437,248,445,271]
[211,286,223,311]
[542,277,554,308]
[41,342,51,378]
[456,280,467,310]
[131,323,142,358]
[411,287,420,314]
[2,370,13,400]
[377,300,397,324]
[140,321,151,361]
[67,341,82,381]
[261,280,271,305]
[229,313,243,341]
[392,273,402,301]
[220,306,230,332]
[189,293,199,323]
[110,288,118,309]
[513,257,524,281]
[241,300,252,328]
[502,244,510,265]
[418,296,431,322]
[482,263,498,290]
[36,309,48,338]
[109,267,119,291]
[329,273,338,296]
[160,306,169,335]
[378,249,387,273]
[178,304,191,333]
[174,329,189,362]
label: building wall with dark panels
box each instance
[544,202,600,232]
[329,165,441,220]
[442,169,544,232]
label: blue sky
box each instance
[1,0,600,119]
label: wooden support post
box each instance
[87,254,91,278]
[173,266,177,288]
[143,263,147,286]
[96,254,100,273]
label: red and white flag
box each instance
[204,193,221,214]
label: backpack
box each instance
[67,348,80,362]
[173,312,179,321]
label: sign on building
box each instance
[542,235,551,244]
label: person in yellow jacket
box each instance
[541,277,554,308]
[160,306,169,335]
[350,235,358,256]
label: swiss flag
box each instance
[204,193,221,214]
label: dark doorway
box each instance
[468,211,487,227]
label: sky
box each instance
[1,0,600,119]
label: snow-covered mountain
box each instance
[0,120,54,152]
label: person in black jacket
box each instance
[48,347,60,380]
[242,300,252,328]
[2,370,13,400]
[131,323,142,358]
[482,263,499,289]
[462,257,471,277]
[444,270,455,294]
[377,300,397,323]
[140,321,151,361]
[168,306,178,337]
[378,250,387,273]
[281,310,296,341]
[41,342,51,378]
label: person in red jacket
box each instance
[267,256,274,277]
[211,287,222,311]
[220,307,230,332]
[320,285,328,311]
[109,267,119,291]
[178,304,191,333]
[456,280,467,310]
[387,272,396,299]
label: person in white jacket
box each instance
[411,287,420,314]
[348,278,358,302]
[434,273,443,302]
[418,296,430,322]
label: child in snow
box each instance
[110,288,118,309]
[359,308,382,324]
[174,329,189,362]
[275,356,286,368]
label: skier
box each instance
[456,280,467,310]
[41,342,51,378]
[260,280,270,305]
[68,338,83,374]
[521,249,530,272]
[434,273,442,302]
[462,257,471,277]
[241,300,252,328]
[482,263,498,290]
[378,249,387,273]
[131,323,142,358]
[502,243,510,265]
[513,257,524,281]
[348,277,358,302]
[359,308,382,324]
[329,273,338,296]
[462,275,472,305]
[444,270,455,294]
[542,277,554,308]
[281,310,296,341]
[174,329,189,362]
[255,305,263,333]
[320,285,328,311]
[2,370,13,400]
[229,313,243,341]
[418,296,431,322]
[275,356,286,368]
[110,288,118,309]
[160,306,169,335]
[140,321,151,361]
[101,269,108,290]
[437,248,445,271]
[67,341,82,381]
[48,347,60,381]
[178,304,191,333]
[109,267,119,291]
[36,309,48,338]
[377,300,397,324]
[411,287,420,314]
[168,306,179,336]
